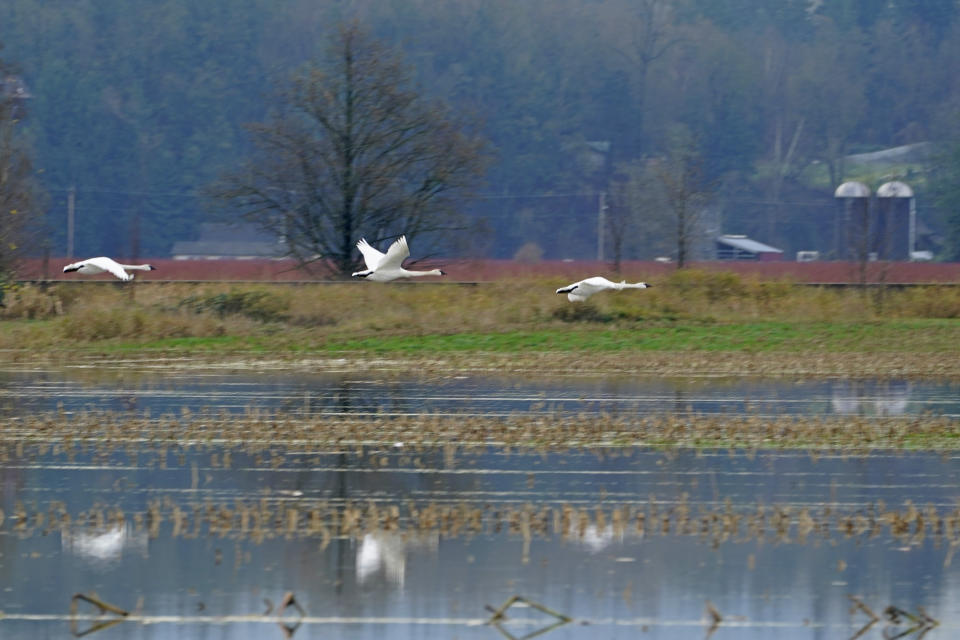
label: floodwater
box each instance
[1,366,959,639]
[1,367,958,417]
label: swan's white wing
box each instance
[571,277,611,298]
[557,279,590,301]
[377,236,410,270]
[580,276,616,289]
[63,260,87,273]
[88,257,133,280]
[356,238,386,270]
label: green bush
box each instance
[61,308,138,340]
[890,286,960,319]
[551,302,653,323]
[179,290,290,322]
[747,280,793,309]
[0,284,63,319]
[552,303,613,323]
[663,269,747,302]
[59,307,227,341]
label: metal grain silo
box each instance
[834,181,870,261]
[875,181,914,261]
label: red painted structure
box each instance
[16,258,960,284]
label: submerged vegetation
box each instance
[2,408,959,554]
[5,406,959,452]
[7,492,960,558]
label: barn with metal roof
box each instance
[715,235,784,261]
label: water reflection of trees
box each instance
[282,378,420,416]
[1,369,949,421]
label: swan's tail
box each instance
[405,269,445,277]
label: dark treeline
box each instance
[2,0,960,261]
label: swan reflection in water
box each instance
[355,531,439,588]
[62,522,149,566]
[573,524,619,552]
[831,380,911,416]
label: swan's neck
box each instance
[620,281,647,289]
[403,268,443,277]
[120,263,152,271]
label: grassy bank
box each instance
[2,270,958,376]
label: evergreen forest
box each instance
[3,0,960,261]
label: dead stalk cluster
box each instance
[0,407,957,458]
[5,496,960,561]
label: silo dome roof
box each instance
[877,181,914,198]
[834,181,871,198]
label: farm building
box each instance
[171,223,286,260]
[715,235,784,261]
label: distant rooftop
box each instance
[845,142,931,165]
[716,235,783,261]
[717,234,783,254]
[171,223,286,260]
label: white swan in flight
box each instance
[556,276,650,302]
[352,235,445,282]
[62,257,156,281]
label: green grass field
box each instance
[303,320,957,353]
[2,270,959,376]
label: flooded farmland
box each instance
[0,362,959,638]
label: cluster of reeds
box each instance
[0,408,957,458]
[6,496,960,559]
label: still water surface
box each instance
[0,367,958,638]
[2,367,958,417]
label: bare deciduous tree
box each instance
[0,68,39,280]
[211,22,489,276]
[606,0,683,158]
[606,169,651,272]
[647,125,713,268]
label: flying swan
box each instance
[352,235,445,282]
[62,257,156,281]
[556,276,651,302]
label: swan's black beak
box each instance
[63,266,79,273]
[439,270,446,275]
[147,265,156,271]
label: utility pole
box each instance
[67,186,75,258]
[597,191,607,261]
[130,211,141,262]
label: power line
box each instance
[46,186,924,213]
[47,187,202,198]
